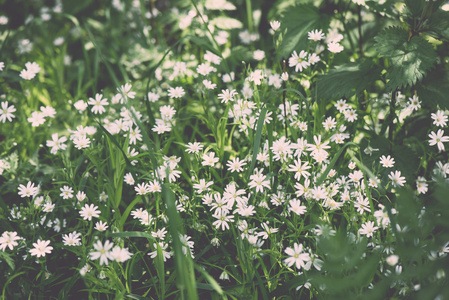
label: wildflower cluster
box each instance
[1,0,449,299]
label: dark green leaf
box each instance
[315,59,381,100]
[425,10,449,41]
[375,27,437,90]
[416,67,449,110]
[0,251,14,270]
[278,5,329,59]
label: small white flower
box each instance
[270,20,281,31]
[29,239,53,257]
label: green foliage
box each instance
[278,4,329,59]
[424,10,449,41]
[315,59,381,100]
[416,67,449,110]
[311,233,380,299]
[2,0,449,298]
[375,27,437,90]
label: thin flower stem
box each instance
[282,59,288,138]
[388,91,396,145]
[358,5,363,58]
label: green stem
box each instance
[357,5,363,58]
[245,0,254,33]
[388,91,396,146]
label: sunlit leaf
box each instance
[315,59,381,100]
[375,26,437,90]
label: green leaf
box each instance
[278,4,329,59]
[194,264,224,296]
[0,251,14,270]
[365,0,397,17]
[163,184,198,300]
[416,67,449,110]
[425,10,449,41]
[247,107,266,180]
[315,59,381,100]
[61,0,93,14]
[226,46,252,66]
[375,27,437,90]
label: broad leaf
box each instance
[315,59,381,100]
[416,67,449,110]
[425,10,449,41]
[365,0,397,17]
[278,5,329,59]
[375,27,437,90]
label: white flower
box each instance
[73,136,91,149]
[25,62,41,74]
[95,221,108,231]
[431,110,447,127]
[90,240,114,265]
[379,155,395,168]
[328,42,344,53]
[110,246,132,262]
[289,199,307,215]
[60,185,74,199]
[408,95,421,111]
[27,111,46,127]
[253,50,265,61]
[167,86,185,98]
[147,92,160,102]
[308,29,324,41]
[248,70,264,85]
[203,79,216,89]
[0,101,16,123]
[416,177,428,194]
[18,181,39,198]
[284,243,311,270]
[202,152,219,167]
[428,129,449,152]
[248,170,270,193]
[19,69,36,80]
[308,53,320,65]
[148,242,172,262]
[218,89,237,104]
[289,50,310,72]
[62,232,81,246]
[227,157,246,173]
[0,231,21,251]
[135,182,150,195]
[359,221,379,238]
[118,83,136,100]
[88,94,108,114]
[42,202,55,212]
[197,63,215,76]
[74,100,88,112]
[124,173,135,185]
[212,211,234,231]
[386,255,399,266]
[193,179,213,193]
[29,239,53,257]
[388,170,406,187]
[270,20,281,31]
[287,159,311,181]
[79,204,100,221]
[46,133,67,154]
